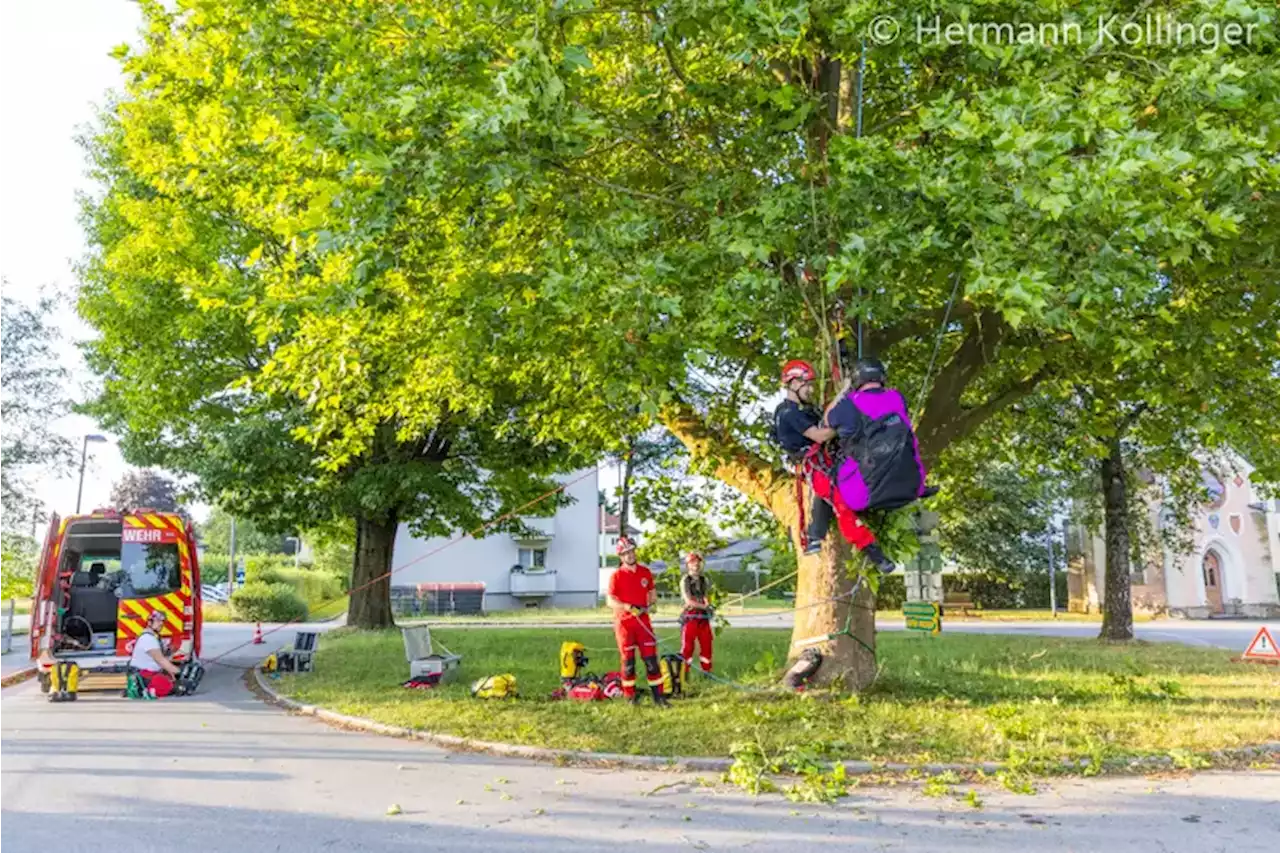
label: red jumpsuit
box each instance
[609,563,662,699]
[679,572,713,674]
[803,445,876,550]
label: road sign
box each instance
[1239,626,1280,664]
[904,601,941,634]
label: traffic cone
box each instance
[252,622,265,645]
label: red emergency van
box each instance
[30,508,203,693]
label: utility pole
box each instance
[75,434,108,513]
[228,517,237,591]
[1047,520,1058,618]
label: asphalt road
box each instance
[4,620,1279,852]
[732,614,1278,654]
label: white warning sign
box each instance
[1241,627,1280,662]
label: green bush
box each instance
[310,540,353,591]
[199,553,230,581]
[237,554,345,609]
[230,582,308,622]
[874,574,906,610]
[284,567,343,606]
[245,553,294,584]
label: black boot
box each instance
[863,543,898,574]
[650,685,670,707]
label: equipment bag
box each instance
[173,661,205,696]
[471,673,518,699]
[49,661,80,703]
[559,641,588,682]
[782,648,824,691]
[124,670,155,700]
[567,678,605,701]
[601,671,623,699]
[658,654,684,698]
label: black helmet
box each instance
[852,358,887,387]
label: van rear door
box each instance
[29,513,61,659]
[116,514,188,657]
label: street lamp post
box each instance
[75,434,108,514]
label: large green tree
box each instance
[78,77,588,629]
[1,290,75,598]
[86,0,1277,677]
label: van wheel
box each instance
[38,672,51,694]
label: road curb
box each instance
[1,665,38,689]
[250,667,729,772]
[249,668,1280,777]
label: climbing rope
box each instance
[911,271,964,422]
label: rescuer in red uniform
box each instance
[680,552,714,679]
[606,536,668,706]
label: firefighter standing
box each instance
[680,552,714,679]
[606,536,669,706]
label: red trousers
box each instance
[804,448,876,550]
[615,613,661,698]
[140,670,174,698]
[680,611,713,672]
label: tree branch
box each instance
[866,300,975,354]
[924,363,1054,461]
[660,400,791,517]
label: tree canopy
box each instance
[83,0,1277,666]
[109,469,185,513]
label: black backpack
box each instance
[837,398,923,511]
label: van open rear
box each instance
[31,508,203,691]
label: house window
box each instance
[518,548,547,571]
[1201,469,1227,510]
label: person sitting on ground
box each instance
[773,359,897,573]
[129,610,182,698]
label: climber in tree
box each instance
[773,359,897,572]
[826,357,936,516]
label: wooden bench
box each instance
[943,590,981,618]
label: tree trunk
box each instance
[1099,437,1134,641]
[790,536,878,690]
[618,440,636,537]
[661,402,878,690]
[348,512,397,630]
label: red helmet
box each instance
[687,552,704,565]
[615,535,637,555]
[781,359,816,384]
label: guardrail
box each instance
[2,599,13,654]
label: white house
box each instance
[390,468,601,613]
[1070,457,1280,618]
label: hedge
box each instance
[230,582,308,622]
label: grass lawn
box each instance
[274,626,1280,772]
[310,598,348,621]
